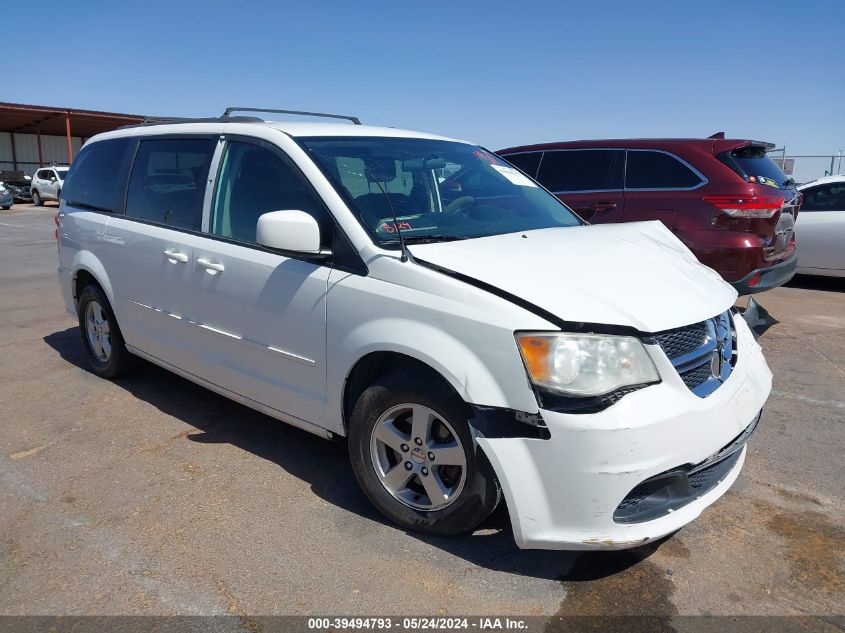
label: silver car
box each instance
[30,166,69,206]
[0,182,13,210]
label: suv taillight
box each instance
[703,195,784,219]
[54,213,60,243]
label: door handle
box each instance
[197,257,225,273]
[163,249,189,263]
[590,202,618,212]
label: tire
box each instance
[32,190,42,206]
[348,372,500,536]
[77,284,136,378]
[56,188,61,204]
[1,205,9,210]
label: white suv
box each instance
[56,109,772,550]
[31,165,69,206]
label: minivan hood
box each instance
[411,221,737,333]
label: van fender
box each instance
[328,317,539,433]
[71,250,120,319]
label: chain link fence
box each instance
[766,148,844,184]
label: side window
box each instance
[125,138,215,230]
[502,152,542,178]
[61,138,134,212]
[35,169,47,180]
[536,150,624,192]
[800,184,845,212]
[211,141,329,246]
[625,150,703,189]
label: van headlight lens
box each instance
[516,332,660,397]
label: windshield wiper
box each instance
[396,234,469,244]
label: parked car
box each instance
[498,135,801,294]
[0,170,33,203]
[30,166,70,206]
[0,181,13,209]
[57,111,772,550]
[795,175,845,277]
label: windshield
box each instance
[299,137,581,244]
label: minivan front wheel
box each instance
[77,284,135,378]
[348,373,500,536]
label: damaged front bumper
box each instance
[476,314,772,550]
[5,183,32,202]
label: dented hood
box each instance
[411,221,737,333]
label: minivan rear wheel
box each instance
[348,373,500,536]
[77,284,135,378]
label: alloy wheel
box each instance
[85,300,112,363]
[369,403,467,511]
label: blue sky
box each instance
[5,0,843,154]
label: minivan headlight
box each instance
[516,332,660,397]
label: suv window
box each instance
[36,169,48,180]
[61,138,135,212]
[719,146,790,189]
[504,152,542,178]
[126,138,215,230]
[801,183,845,212]
[536,150,624,192]
[211,141,329,245]
[625,150,703,189]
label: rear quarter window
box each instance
[62,138,135,212]
[625,150,703,189]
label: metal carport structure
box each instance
[0,102,144,173]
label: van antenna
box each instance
[367,173,411,263]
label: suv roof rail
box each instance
[222,106,362,125]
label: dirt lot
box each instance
[0,204,843,621]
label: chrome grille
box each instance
[647,311,737,398]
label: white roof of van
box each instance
[92,120,468,144]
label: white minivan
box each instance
[56,109,772,550]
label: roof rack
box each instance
[222,106,361,125]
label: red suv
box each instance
[498,135,801,294]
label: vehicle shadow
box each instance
[43,326,670,581]
[785,274,845,293]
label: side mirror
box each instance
[256,210,324,255]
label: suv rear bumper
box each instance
[731,252,797,295]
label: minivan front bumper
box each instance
[476,315,772,550]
